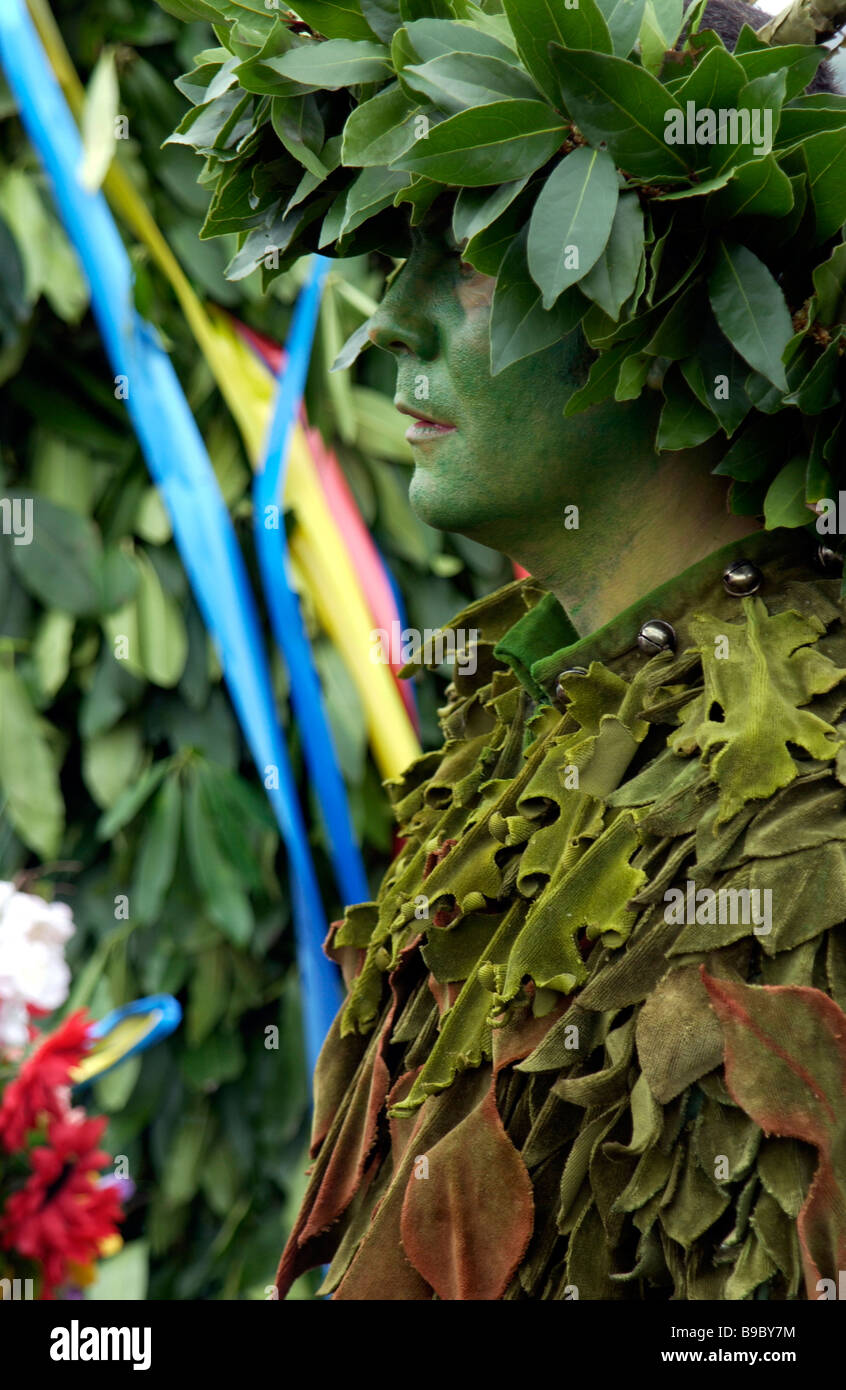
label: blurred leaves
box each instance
[0,0,509,1303]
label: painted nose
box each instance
[368,266,438,361]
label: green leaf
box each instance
[183,772,254,946]
[562,337,630,416]
[402,52,541,113]
[79,48,119,193]
[783,335,843,415]
[490,225,586,375]
[549,47,691,180]
[503,0,612,103]
[813,240,846,326]
[95,758,172,840]
[679,316,752,437]
[452,176,530,243]
[462,187,532,274]
[0,666,64,859]
[764,456,815,529]
[83,720,146,811]
[596,0,647,58]
[342,81,423,166]
[270,94,326,177]
[361,0,402,42]
[289,0,377,40]
[578,191,644,319]
[132,775,183,924]
[708,153,795,221]
[657,370,719,451]
[85,1241,149,1301]
[333,167,408,243]
[6,494,102,616]
[102,548,188,688]
[31,609,75,703]
[269,38,391,88]
[399,17,517,66]
[713,416,791,484]
[390,99,566,185]
[735,43,823,102]
[638,0,683,75]
[527,146,619,308]
[707,241,792,392]
[781,131,846,245]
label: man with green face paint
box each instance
[160,0,846,1300]
[368,199,757,636]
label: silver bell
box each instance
[817,544,843,572]
[722,559,763,596]
[637,619,676,655]
[554,666,588,704]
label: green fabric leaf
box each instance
[636,967,726,1103]
[678,598,846,822]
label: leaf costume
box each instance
[151,0,846,1300]
[274,530,846,1299]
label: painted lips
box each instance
[396,403,457,442]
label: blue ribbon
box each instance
[0,0,343,1075]
[254,261,369,908]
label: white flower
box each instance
[0,881,75,1050]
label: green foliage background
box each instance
[0,0,510,1299]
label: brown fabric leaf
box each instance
[400,1080,534,1300]
[702,969,846,1293]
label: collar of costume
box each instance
[494,527,814,704]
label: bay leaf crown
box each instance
[156,0,846,556]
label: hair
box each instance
[681,0,840,91]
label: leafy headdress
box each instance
[157,0,846,553]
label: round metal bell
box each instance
[817,544,843,573]
[722,558,763,596]
[637,619,676,655]
[554,666,588,704]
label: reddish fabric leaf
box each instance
[400,1079,534,1300]
[701,968,846,1293]
[335,1067,493,1299]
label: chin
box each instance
[408,469,488,534]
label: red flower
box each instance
[0,1011,92,1152]
[0,1112,123,1297]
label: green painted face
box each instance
[368,214,662,547]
